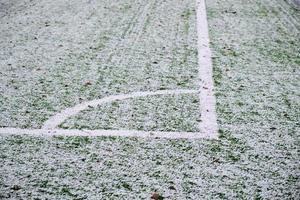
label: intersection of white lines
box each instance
[0,0,218,139]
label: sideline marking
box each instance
[0,0,218,140]
[43,89,198,129]
[197,0,218,138]
[0,128,217,139]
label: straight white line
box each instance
[0,0,219,140]
[42,89,198,130]
[0,128,218,139]
[196,0,218,138]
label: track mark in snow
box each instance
[196,0,218,138]
[42,89,198,130]
[114,0,155,67]
[275,0,300,31]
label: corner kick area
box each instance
[0,0,299,199]
[0,0,218,139]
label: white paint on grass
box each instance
[196,0,218,138]
[0,0,218,140]
[0,128,217,139]
[42,89,198,129]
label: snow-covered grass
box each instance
[0,0,198,129]
[0,0,299,199]
[59,94,201,132]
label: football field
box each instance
[0,0,217,139]
[0,0,299,199]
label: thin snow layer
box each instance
[0,130,298,199]
[0,0,198,128]
[0,0,299,199]
[60,94,201,132]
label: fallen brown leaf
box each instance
[84,81,92,86]
[151,192,160,200]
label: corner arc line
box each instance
[42,89,198,130]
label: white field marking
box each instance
[42,89,198,130]
[0,0,219,140]
[196,0,218,138]
[0,128,218,139]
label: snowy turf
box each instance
[0,0,299,199]
[0,0,217,138]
